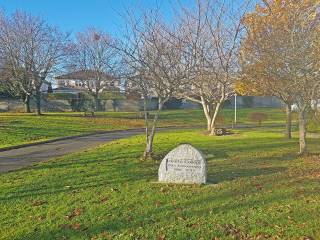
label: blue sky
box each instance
[0,0,256,37]
[0,0,187,37]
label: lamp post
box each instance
[234,93,237,127]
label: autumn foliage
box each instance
[239,0,320,153]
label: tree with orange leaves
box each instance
[240,0,320,154]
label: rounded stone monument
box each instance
[158,144,207,184]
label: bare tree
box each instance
[178,0,248,135]
[0,11,34,112]
[0,10,68,115]
[120,10,188,159]
[0,61,34,112]
[66,28,119,111]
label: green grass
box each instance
[0,113,144,148]
[1,128,319,239]
[160,107,288,124]
[0,108,289,148]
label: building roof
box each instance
[55,70,113,81]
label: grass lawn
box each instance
[0,108,290,148]
[0,113,145,148]
[1,127,319,239]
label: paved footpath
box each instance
[0,129,147,173]
[0,124,291,174]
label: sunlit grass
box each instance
[0,128,319,239]
[0,108,290,148]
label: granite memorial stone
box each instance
[158,144,207,184]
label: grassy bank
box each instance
[0,108,289,148]
[0,128,319,239]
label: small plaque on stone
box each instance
[158,144,207,184]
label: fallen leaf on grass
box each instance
[160,187,167,193]
[175,207,182,212]
[158,234,166,240]
[91,231,113,240]
[32,200,47,206]
[65,208,84,220]
[60,223,83,231]
[186,223,198,228]
[126,216,133,222]
[223,224,251,239]
[37,216,46,221]
[100,197,109,203]
[301,236,314,240]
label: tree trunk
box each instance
[200,100,212,131]
[143,131,155,160]
[94,93,100,112]
[210,102,222,135]
[143,98,164,160]
[298,109,307,155]
[35,89,42,115]
[143,112,159,160]
[24,94,31,113]
[285,103,292,139]
[143,97,150,159]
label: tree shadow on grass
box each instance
[207,167,287,184]
[17,149,143,170]
[0,139,291,202]
[0,169,153,201]
[0,159,155,201]
[14,178,310,240]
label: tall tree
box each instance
[0,11,68,115]
[0,12,33,112]
[178,0,248,135]
[121,10,188,159]
[240,0,320,153]
[236,70,295,139]
[66,28,119,111]
[0,61,34,112]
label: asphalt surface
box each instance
[0,128,146,173]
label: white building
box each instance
[55,70,120,93]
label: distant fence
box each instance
[0,97,157,113]
[0,95,283,113]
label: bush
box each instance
[69,93,95,112]
[46,93,76,101]
[99,91,125,100]
[248,112,268,125]
[308,110,320,132]
[164,98,183,109]
[0,85,15,99]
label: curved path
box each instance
[0,128,148,173]
[0,124,291,174]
